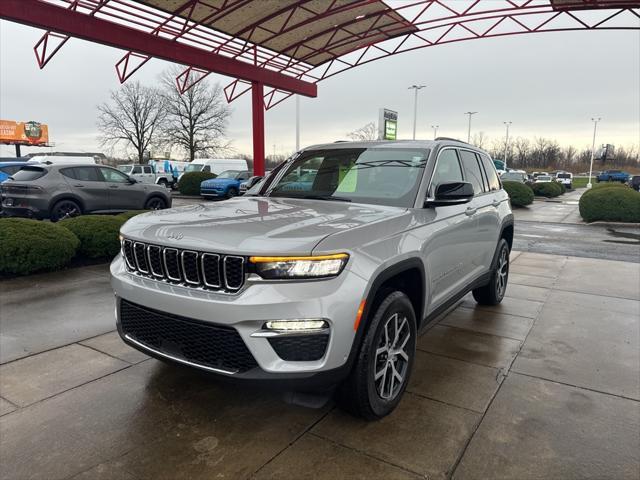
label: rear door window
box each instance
[11,167,47,181]
[458,150,486,195]
[479,154,501,191]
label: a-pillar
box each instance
[252,82,265,176]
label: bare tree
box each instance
[346,122,378,141]
[472,131,487,149]
[160,68,231,161]
[97,81,166,164]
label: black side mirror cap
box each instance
[128,177,137,184]
[425,181,474,207]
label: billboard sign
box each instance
[378,108,398,140]
[0,120,49,145]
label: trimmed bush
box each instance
[0,218,79,275]
[556,182,566,194]
[117,210,149,221]
[502,181,534,207]
[60,215,126,259]
[532,182,563,198]
[177,172,216,195]
[579,186,640,223]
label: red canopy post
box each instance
[252,82,265,177]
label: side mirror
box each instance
[425,181,474,207]
[128,177,137,184]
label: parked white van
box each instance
[27,155,97,165]
[180,158,249,179]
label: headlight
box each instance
[249,253,349,279]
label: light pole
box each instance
[465,111,477,143]
[295,95,300,151]
[408,85,426,140]
[587,117,601,189]
[503,121,512,170]
[431,125,439,140]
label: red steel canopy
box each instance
[1,0,639,175]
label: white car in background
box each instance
[555,172,573,189]
[534,175,553,183]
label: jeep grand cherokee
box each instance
[111,140,513,419]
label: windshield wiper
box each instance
[300,194,351,202]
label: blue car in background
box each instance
[201,170,250,198]
[0,161,29,183]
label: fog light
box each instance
[264,319,328,331]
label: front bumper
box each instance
[201,188,224,197]
[111,255,367,385]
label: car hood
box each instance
[202,178,236,187]
[120,196,408,255]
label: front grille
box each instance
[120,299,258,373]
[121,239,245,292]
[268,335,329,361]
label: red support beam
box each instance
[251,82,265,177]
[0,0,317,98]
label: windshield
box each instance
[537,176,552,181]
[502,173,522,181]
[267,147,429,207]
[117,165,132,173]
[557,173,571,178]
[184,164,203,172]
[217,170,240,179]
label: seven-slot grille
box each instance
[121,239,245,292]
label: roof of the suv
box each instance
[301,139,478,152]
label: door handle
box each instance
[109,185,119,189]
[465,207,477,216]
[73,184,85,188]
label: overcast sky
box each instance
[1,13,638,159]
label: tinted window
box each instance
[61,167,101,181]
[202,165,211,173]
[459,150,485,194]
[132,166,142,174]
[430,149,463,196]
[100,167,130,183]
[11,167,47,181]
[480,154,501,191]
[143,166,152,174]
[0,165,22,175]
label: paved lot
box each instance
[1,252,638,479]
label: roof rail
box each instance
[434,136,469,144]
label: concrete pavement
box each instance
[1,252,638,479]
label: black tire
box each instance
[337,290,417,420]
[227,187,238,198]
[144,196,167,210]
[50,199,81,222]
[473,238,510,305]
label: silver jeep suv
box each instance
[111,140,513,419]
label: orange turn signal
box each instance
[353,299,366,332]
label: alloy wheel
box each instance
[374,312,411,400]
[496,247,509,298]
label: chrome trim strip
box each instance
[123,334,238,375]
[223,255,244,291]
[251,329,330,338]
[147,245,164,278]
[133,242,149,274]
[163,248,182,282]
[201,253,221,288]
[181,250,200,285]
